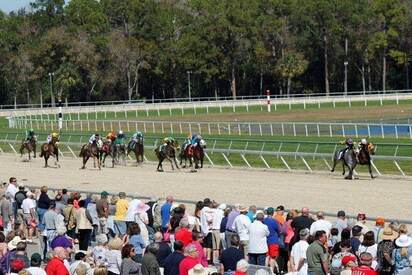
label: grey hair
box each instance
[179,218,189,228]
[146,243,159,254]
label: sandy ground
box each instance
[0,154,411,221]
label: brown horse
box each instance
[20,136,37,160]
[127,137,144,164]
[100,140,115,168]
[155,141,179,172]
[39,137,59,168]
[180,139,206,169]
[79,140,101,169]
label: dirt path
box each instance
[0,154,411,221]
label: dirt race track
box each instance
[0,154,411,221]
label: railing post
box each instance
[280,156,291,171]
[228,123,231,135]
[259,123,262,136]
[240,154,251,168]
[238,123,241,135]
[179,123,182,134]
[317,124,320,137]
[152,122,156,133]
[260,155,270,169]
[367,125,371,137]
[281,123,285,136]
[170,123,174,135]
[198,123,202,135]
[293,123,296,137]
[208,123,211,135]
[305,124,308,137]
[329,124,332,137]
[217,123,221,135]
[204,152,214,166]
[342,124,345,137]
[381,124,384,139]
[355,124,358,138]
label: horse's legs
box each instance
[331,158,337,172]
[201,157,204,168]
[33,144,36,158]
[173,156,179,169]
[342,162,346,175]
[157,157,164,172]
[368,163,374,178]
[44,156,49,168]
[81,156,89,169]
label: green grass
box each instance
[19,98,412,122]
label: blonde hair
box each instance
[94,266,108,275]
[18,270,31,275]
[401,247,408,257]
[75,263,88,275]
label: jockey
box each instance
[359,138,368,150]
[191,133,202,147]
[26,128,35,141]
[89,133,100,144]
[338,137,354,160]
[132,131,144,141]
[183,134,192,151]
[47,132,59,144]
[106,131,117,143]
[163,136,175,145]
[114,130,126,145]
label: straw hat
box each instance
[108,238,123,250]
[395,235,412,248]
[188,264,208,275]
[380,227,399,241]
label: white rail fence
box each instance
[3,136,410,177]
[3,90,412,117]
[9,117,412,139]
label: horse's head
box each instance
[199,139,207,148]
[172,140,179,150]
[367,142,375,155]
[137,137,144,144]
[97,139,103,149]
[32,135,37,142]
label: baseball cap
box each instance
[341,255,357,266]
[101,191,109,197]
[276,205,285,211]
[266,207,275,215]
[337,210,346,217]
[30,253,42,264]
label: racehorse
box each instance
[39,136,59,168]
[114,144,127,165]
[127,137,144,164]
[180,139,206,169]
[155,140,179,172]
[20,136,37,160]
[100,140,115,168]
[79,140,101,169]
[331,142,376,179]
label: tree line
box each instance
[0,0,411,105]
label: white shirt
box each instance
[5,184,18,202]
[310,219,332,236]
[211,208,224,230]
[233,214,251,241]
[357,244,378,269]
[291,240,309,275]
[125,199,140,222]
[248,220,269,254]
[355,221,369,235]
[21,198,36,214]
[200,206,215,235]
[26,267,47,275]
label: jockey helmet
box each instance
[95,133,99,137]
[52,132,58,138]
[119,130,123,135]
[29,128,34,132]
[346,138,353,145]
[361,138,367,145]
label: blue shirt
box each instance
[263,217,280,245]
[161,203,172,228]
[246,211,255,222]
[163,251,184,275]
[129,234,145,255]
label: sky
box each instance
[0,0,32,13]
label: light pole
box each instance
[48,72,55,107]
[187,71,192,101]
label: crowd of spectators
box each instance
[0,176,411,275]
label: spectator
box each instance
[69,252,93,275]
[219,207,230,250]
[291,207,314,243]
[190,231,207,267]
[350,225,363,254]
[21,191,36,242]
[141,243,161,275]
[50,226,73,250]
[246,205,257,222]
[274,205,286,226]
[154,232,171,267]
[233,206,251,259]
[92,234,109,266]
[327,228,339,251]
[9,259,25,275]
[340,255,358,275]
[392,234,412,274]
[105,238,123,275]
[61,189,69,205]
[188,263,207,275]
[43,200,59,258]
[135,201,150,246]
[356,213,369,235]
[179,245,201,275]
[14,185,26,223]
[373,217,385,243]
[86,195,99,242]
[161,196,174,232]
[199,198,214,264]
[357,231,378,269]
[9,241,29,268]
[377,226,398,275]
[0,193,13,234]
[55,192,65,213]
[225,205,240,249]
[329,239,354,275]
[175,218,193,247]
[263,207,281,272]
[352,252,377,274]
[164,241,185,275]
[27,253,46,275]
[37,186,51,231]
[45,247,69,275]
[331,228,351,255]
[76,200,93,251]
[290,228,310,275]
[284,210,298,252]
[310,212,332,237]
[120,244,140,275]
[220,234,244,273]
[93,266,108,275]
[125,222,145,263]
[306,230,329,275]
[63,198,77,239]
[233,259,249,275]
[96,191,109,235]
[114,192,128,237]
[146,196,160,230]
[211,202,224,264]
[248,212,269,266]
[5,177,18,219]
[334,210,348,239]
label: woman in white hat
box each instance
[392,234,412,274]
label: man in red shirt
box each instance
[45,247,69,275]
[179,245,201,275]
[352,252,377,275]
[175,218,193,247]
